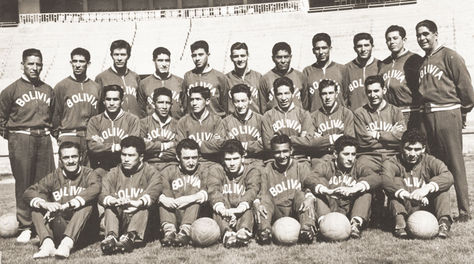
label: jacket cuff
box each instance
[427,182,439,193]
[196,191,208,203]
[213,202,225,212]
[314,184,326,194]
[357,181,370,192]
[395,189,409,199]
[140,194,152,207]
[103,195,115,206]
[238,201,250,211]
[30,197,46,209]
[305,192,316,200]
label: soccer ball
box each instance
[319,212,351,241]
[191,217,220,247]
[272,217,300,245]
[407,210,439,239]
[0,212,19,238]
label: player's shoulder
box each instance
[170,73,184,82]
[95,68,111,79]
[353,105,368,116]
[123,111,140,121]
[140,74,155,83]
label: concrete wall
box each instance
[18,0,40,13]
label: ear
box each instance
[205,98,211,105]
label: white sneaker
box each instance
[33,238,55,259]
[55,237,74,259]
[16,229,32,244]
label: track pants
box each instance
[104,207,149,240]
[315,192,372,222]
[389,190,451,221]
[213,199,254,235]
[160,203,201,227]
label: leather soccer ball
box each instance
[0,212,19,238]
[272,217,301,245]
[319,212,351,241]
[191,217,221,247]
[407,210,439,239]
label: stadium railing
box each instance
[18,0,302,24]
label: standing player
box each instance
[302,33,346,112]
[382,129,453,238]
[343,33,380,111]
[225,42,262,114]
[416,19,474,221]
[87,85,140,171]
[182,40,228,117]
[223,84,264,165]
[0,48,56,243]
[207,139,261,248]
[95,40,142,117]
[159,139,209,247]
[253,135,321,244]
[259,42,306,113]
[378,25,423,128]
[53,47,100,164]
[24,142,101,259]
[99,136,162,254]
[138,47,183,119]
[140,87,178,171]
[312,136,380,239]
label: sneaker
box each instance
[54,237,74,259]
[393,227,408,239]
[350,219,362,239]
[236,228,252,247]
[438,219,451,239]
[223,231,238,248]
[174,231,191,247]
[16,229,32,244]
[256,228,272,245]
[299,225,315,244]
[116,232,136,253]
[33,238,55,259]
[161,231,176,247]
[454,213,471,223]
[100,234,118,255]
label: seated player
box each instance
[253,135,321,245]
[207,139,261,248]
[382,129,454,239]
[99,136,162,254]
[222,84,264,166]
[24,141,101,259]
[159,139,209,247]
[312,136,380,239]
[140,87,178,171]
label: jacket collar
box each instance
[70,75,89,83]
[231,67,251,79]
[320,102,339,115]
[367,100,387,112]
[276,102,295,113]
[312,60,333,70]
[233,109,253,122]
[271,67,294,77]
[152,113,172,127]
[104,109,125,121]
[191,109,210,122]
[354,56,375,68]
[153,72,171,80]
[192,64,213,74]
[110,66,129,76]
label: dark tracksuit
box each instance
[343,57,380,111]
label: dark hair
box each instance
[190,40,209,53]
[120,136,146,156]
[401,129,426,146]
[230,42,248,54]
[110,40,131,56]
[152,87,172,103]
[272,42,291,56]
[319,79,338,93]
[273,77,294,95]
[364,75,385,89]
[353,33,374,46]
[176,138,200,157]
[270,134,292,147]
[70,47,90,62]
[221,139,245,156]
[312,33,332,47]
[58,141,82,158]
[385,25,406,39]
[189,86,211,100]
[103,85,124,100]
[416,19,438,33]
[22,48,42,62]
[334,135,359,153]
[230,84,251,99]
[152,47,171,60]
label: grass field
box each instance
[2,157,474,264]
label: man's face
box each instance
[272,50,291,72]
[154,53,170,74]
[313,40,330,63]
[366,83,385,107]
[354,39,373,60]
[272,143,292,167]
[416,26,438,52]
[275,85,293,109]
[190,92,208,114]
[320,85,337,109]
[223,152,244,174]
[60,147,81,173]
[70,54,89,76]
[22,55,43,81]
[232,92,250,115]
[111,48,129,69]
[121,146,142,170]
[104,90,122,113]
[154,95,172,118]
[191,48,209,69]
[385,31,406,54]
[178,148,199,173]
[336,146,357,170]
[402,142,425,164]
[231,49,248,70]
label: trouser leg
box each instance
[31,210,54,244]
[350,192,372,222]
[63,205,95,243]
[127,209,149,240]
[292,191,315,227]
[104,207,120,236]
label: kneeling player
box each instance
[24,142,101,259]
[382,130,453,238]
[159,139,209,247]
[207,139,261,248]
[312,136,380,239]
[99,136,162,254]
[254,135,321,244]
